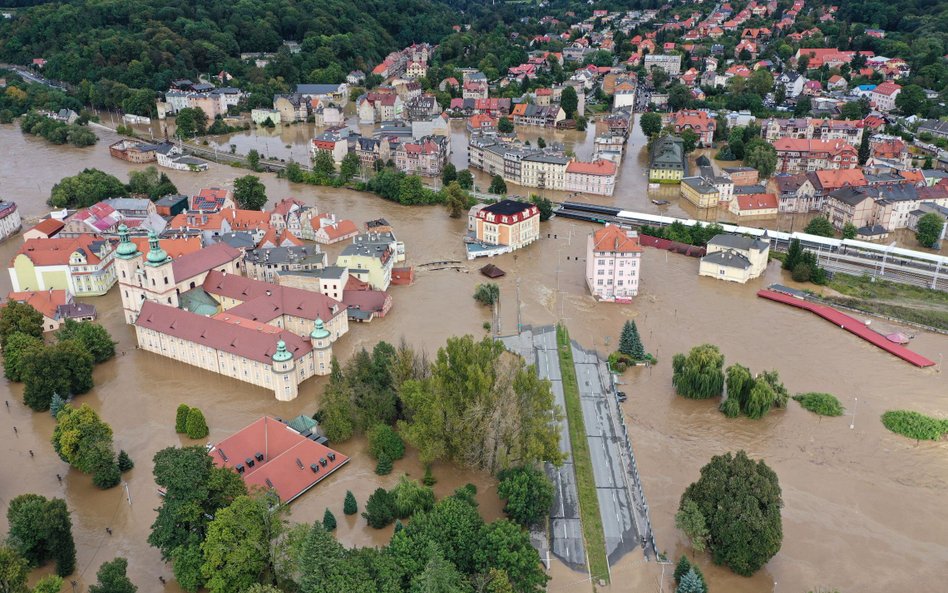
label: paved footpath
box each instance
[500,327,586,572]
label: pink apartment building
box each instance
[585,225,643,303]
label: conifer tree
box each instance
[175,404,191,433]
[676,568,704,593]
[619,320,645,359]
[185,407,209,439]
[343,491,358,515]
[322,508,336,531]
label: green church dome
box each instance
[273,340,293,363]
[145,230,169,265]
[310,318,331,341]
[115,224,140,258]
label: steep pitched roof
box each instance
[591,225,642,253]
[170,242,242,282]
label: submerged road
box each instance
[570,344,645,565]
[500,327,586,572]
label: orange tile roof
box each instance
[130,237,203,259]
[814,168,867,190]
[220,208,273,231]
[899,169,924,183]
[566,159,617,176]
[6,289,67,319]
[13,236,110,267]
[591,225,642,253]
[320,219,358,240]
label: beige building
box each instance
[334,232,403,291]
[473,200,540,250]
[116,225,347,400]
[698,234,770,284]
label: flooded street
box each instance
[1,122,947,593]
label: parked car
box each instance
[616,391,627,402]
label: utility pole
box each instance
[123,481,132,506]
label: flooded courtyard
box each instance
[1,122,947,593]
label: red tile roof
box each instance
[26,218,65,238]
[319,219,358,240]
[135,301,312,364]
[872,81,901,97]
[566,159,617,176]
[591,225,642,253]
[208,416,349,504]
[735,193,778,211]
[202,270,343,325]
[170,242,242,282]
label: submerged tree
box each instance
[672,345,725,400]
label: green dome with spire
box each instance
[310,318,330,341]
[273,340,293,363]
[145,230,170,266]
[115,224,140,259]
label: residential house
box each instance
[773,138,858,174]
[585,225,643,302]
[313,219,359,245]
[23,217,63,241]
[296,83,349,106]
[243,245,326,283]
[394,136,449,176]
[648,136,686,183]
[680,176,720,208]
[564,160,618,196]
[472,200,540,252]
[769,173,816,212]
[669,110,716,146]
[721,166,759,186]
[729,193,779,217]
[9,236,116,296]
[870,82,901,112]
[698,234,770,283]
[3,290,96,332]
[335,232,401,291]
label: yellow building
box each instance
[680,176,720,208]
[334,232,401,291]
[648,136,686,183]
[9,236,116,296]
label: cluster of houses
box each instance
[157,79,244,120]
[371,43,434,82]
[468,132,619,196]
[109,139,209,172]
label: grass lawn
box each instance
[823,273,948,331]
[556,324,609,584]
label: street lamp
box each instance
[850,396,858,430]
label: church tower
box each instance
[271,339,299,401]
[114,224,144,324]
[309,318,332,376]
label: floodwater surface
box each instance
[0,123,946,593]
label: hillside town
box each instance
[0,1,946,593]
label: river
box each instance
[1,122,946,593]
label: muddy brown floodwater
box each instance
[1,122,947,593]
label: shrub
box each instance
[362,488,395,528]
[92,455,121,489]
[474,283,500,306]
[881,410,948,441]
[175,404,191,433]
[343,491,358,515]
[390,475,436,519]
[117,450,134,472]
[368,424,405,462]
[497,466,554,527]
[185,407,209,439]
[792,393,843,417]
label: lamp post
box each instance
[850,396,858,430]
